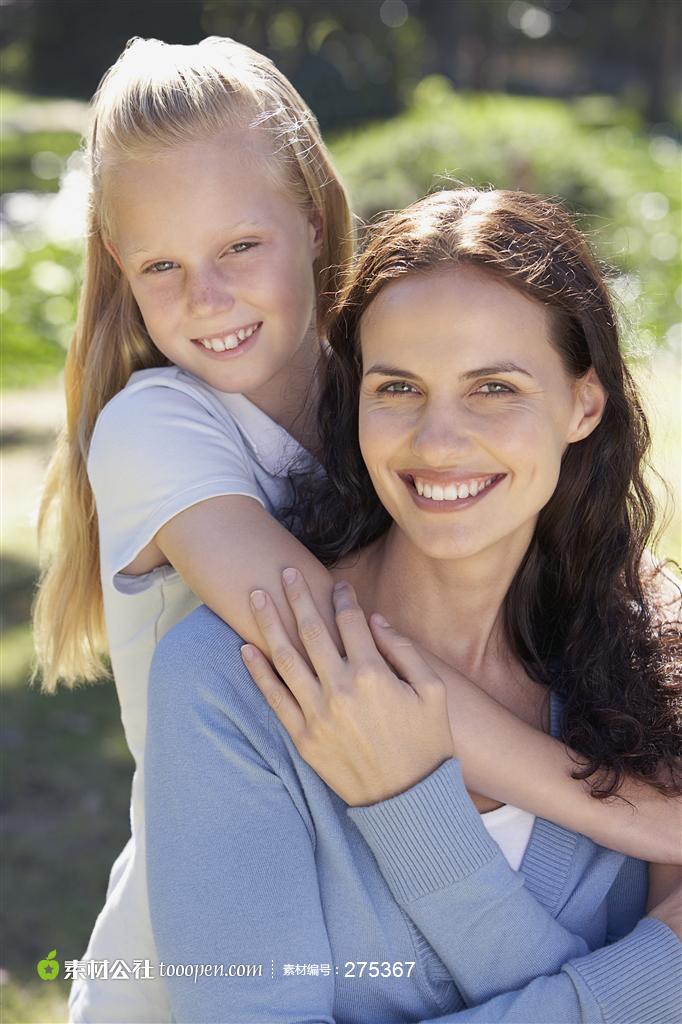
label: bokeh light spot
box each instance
[380,0,408,29]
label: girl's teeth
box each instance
[198,323,259,351]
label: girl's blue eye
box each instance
[146,260,177,274]
[378,382,419,396]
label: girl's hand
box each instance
[648,864,682,940]
[240,568,454,807]
[648,872,682,941]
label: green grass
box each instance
[1,633,133,1022]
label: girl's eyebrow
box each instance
[126,221,268,258]
[363,361,535,381]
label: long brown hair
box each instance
[285,188,682,797]
[33,36,353,690]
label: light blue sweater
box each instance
[146,606,681,1023]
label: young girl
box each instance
[146,188,682,1022]
[32,37,679,1023]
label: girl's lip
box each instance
[190,323,261,359]
[400,472,506,513]
[191,320,262,343]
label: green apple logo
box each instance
[36,950,59,981]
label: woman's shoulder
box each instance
[151,605,275,741]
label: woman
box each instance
[146,189,681,1023]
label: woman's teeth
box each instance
[413,476,497,501]
[198,323,259,351]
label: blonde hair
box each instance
[32,36,353,690]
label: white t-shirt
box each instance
[481,803,536,872]
[69,365,317,1023]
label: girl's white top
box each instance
[480,802,536,872]
[69,365,318,1023]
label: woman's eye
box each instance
[230,241,258,254]
[476,381,514,397]
[378,382,419,397]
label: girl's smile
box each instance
[190,321,262,357]
[104,128,322,418]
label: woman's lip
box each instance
[398,470,503,485]
[400,472,506,512]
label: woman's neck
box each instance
[338,522,535,682]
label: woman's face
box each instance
[358,265,606,564]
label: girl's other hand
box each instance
[647,865,682,941]
[241,569,454,807]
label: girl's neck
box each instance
[243,326,323,459]
[338,521,536,682]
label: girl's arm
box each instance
[413,642,682,865]
[154,494,342,660]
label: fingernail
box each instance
[241,644,255,661]
[250,590,266,609]
[372,613,389,627]
[282,567,298,585]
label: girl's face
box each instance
[105,128,322,402]
[358,265,606,565]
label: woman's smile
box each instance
[357,264,596,562]
[398,471,507,512]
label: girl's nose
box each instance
[187,268,235,318]
[410,405,474,463]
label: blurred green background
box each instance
[1,1,680,1020]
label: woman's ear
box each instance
[566,367,608,443]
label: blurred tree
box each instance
[3,0,680,127]
[21,0,204,98]
[201,0,416,129]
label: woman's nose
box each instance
[410,405,474,463]
[187,267,235,318]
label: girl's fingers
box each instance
[249,589,321,714]
[280,568,345,680]
[240,644,305,741]
[368,613,443,696]
[332,581,387,669]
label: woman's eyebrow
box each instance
[364,361,534,380]
[456,358,532,378]
[363,363,417,379]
